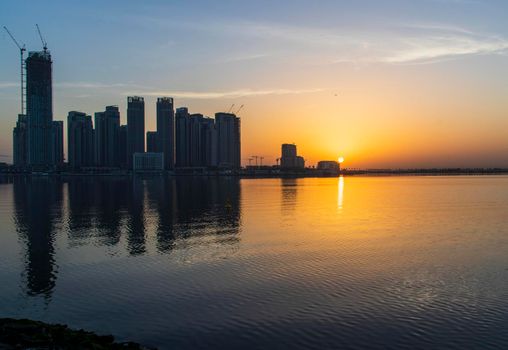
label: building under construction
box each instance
[7,26,62,169]
[26,50,54,166]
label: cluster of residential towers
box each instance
[67,98,241,171]
[12,48,241,171]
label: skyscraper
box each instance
[68,111,94,169]
[127,96,145,168]
[26,50,54,167]
[175,107,190,167]
[216,112,241,169]
[118,125,128,169]
[52,121,64,165]
[156,97,175,169]
[13,114,28,166]
[189,113,204,167]
[147,131,158,153]
[95,106,120,167]
[201,117,218,167]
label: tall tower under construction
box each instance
[26,50,54,167]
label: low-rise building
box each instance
[133,152,164,172]
[317,160,340,171]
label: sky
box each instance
[1,0,508,168]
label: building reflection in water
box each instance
[13,177,63,299]
[149,177,241,255]
[280,178,298,216]
[12,176,241,299]
[126,178,146,255]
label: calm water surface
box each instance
[1,176,508,349]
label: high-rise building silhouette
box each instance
[175,107,190,167]
[26,50,55,167]
[156,97,175,169]
[52,120,64,165]
[175,109,221,168]
[68,111,94,169]
[118,125,128,169]
[281,143,305,169]
[201,117,218,167]
[13,114,28,166]
[189,113,204,167]
[216,112,241,169]
[127,96,145,168]
[146,131,158,153]
[281,144,297,159]
[95,106,120,167]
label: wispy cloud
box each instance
[55,82,134,89]
[0,82,18,89]
[123,88,324,99]
[1,81,134,90]
[173,19,508,65]
[217,53,271,64]
[2,80,323,99]
[61,82,325,99]
[428,0,481,4]
[91,11,508,66]
[383,33,508,64]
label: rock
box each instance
[0,318,155,349]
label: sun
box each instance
[338,156,345,164]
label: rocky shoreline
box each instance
[0,318,154,349]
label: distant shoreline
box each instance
[0,168,507,178]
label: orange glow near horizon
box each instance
[230,67,508,169]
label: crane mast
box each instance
[3,26,26,115]
[36,24,48,52]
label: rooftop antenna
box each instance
[3,26,26,115]
[36,24,48,52]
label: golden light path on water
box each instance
[338,175,344,211]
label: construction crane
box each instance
[251,155,259,166]
[259,156,264,166]
[36,24,48,52]
[3,26,26,115]
[235,104,244,115]
[227,104,235,113]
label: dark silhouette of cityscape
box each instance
[12,46,241,173]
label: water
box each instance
[1,175,508,349]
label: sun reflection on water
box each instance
[338,175,344,211]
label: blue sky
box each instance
[1,0,508,166]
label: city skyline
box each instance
[8,33,242,172]
[2,0,508,168]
